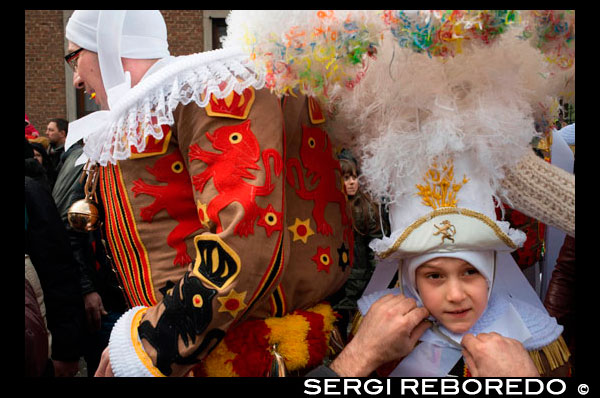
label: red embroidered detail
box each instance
[308,96,326,124]
[286,125,351,236]
[257,204,283,237]
[189,119,283,237]
[130,124,171,158]
[205,87,255,119]
[312,246,332,273]
[131,150,204,266]
[286,125,354,266]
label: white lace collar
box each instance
[66,47,266,166]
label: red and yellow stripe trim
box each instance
[100,163,157,307]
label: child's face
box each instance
[415,257,488,334]
[343,173,358,196]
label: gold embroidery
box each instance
[379,208,518,259]
[416,160,469,210]
[287,218,315,244]
[192,235,241,291]
[217,289,248,318]
[433,219,456,243]
[131,308,165,377]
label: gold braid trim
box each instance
[528,335,571,376]
[380,207,517,259]
[349,311,364,337]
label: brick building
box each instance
[25,10,229,133]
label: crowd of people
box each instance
[25,10,575,379]
[25,116,127,377]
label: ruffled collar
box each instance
[66,46,266,166]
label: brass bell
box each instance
[68,160,101,232]
[68,198,101,232]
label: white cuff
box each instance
[108,306,165,377]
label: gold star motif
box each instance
[287,218,315,244]
[217,289,247,318]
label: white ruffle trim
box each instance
[108,306,158,377]
[83,47,266,166]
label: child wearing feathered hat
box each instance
[357,155,571,377]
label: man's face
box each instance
[415,257,488,334]
[67,41,108,110]
[46,122,64,145]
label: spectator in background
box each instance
[25,113,39,140]
[46,118,69,174]
[25,278,51,376]
[544,235,576,375]
[330,153,390,341]
[30,141,57,190]
[52,138,85,222]
[25,142,86,377]
[52,138,127,377]
[25,138,51,193]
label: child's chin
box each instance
[443,324,472,335]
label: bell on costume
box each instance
[68,161,102,232]
[68,198,101,232]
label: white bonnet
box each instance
[66,10,169,59]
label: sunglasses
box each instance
[64,48,84,71]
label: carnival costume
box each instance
[225,10,573,376]
[65,10,574,377]
[66,11,352,377]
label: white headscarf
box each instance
[401,250,496,307]
[66,10,169,59]
[66,10,170,109]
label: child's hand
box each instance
[330,293,430,376]
[461,332,539,377]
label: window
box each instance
[212,18,228,50]
[203,10,230,51]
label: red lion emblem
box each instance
[132,150,204,266]
[189,120,283,237]
[286,125,351,236]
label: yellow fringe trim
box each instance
[310,302,338,341]
[528,336,571,376]
[200,303,337,376]
[266,314,311,370]
[200,339,239,377]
